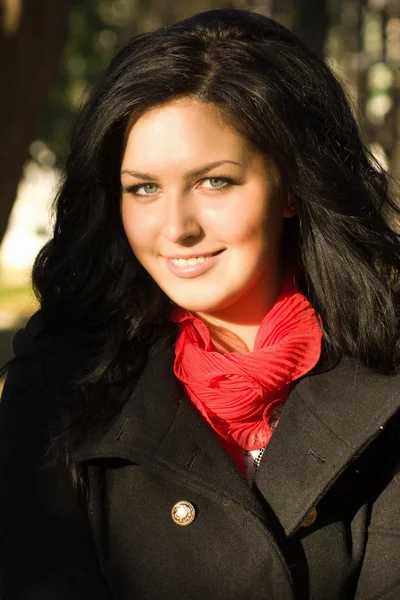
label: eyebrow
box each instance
[120,160,243,181]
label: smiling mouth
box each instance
[168,249,224,266]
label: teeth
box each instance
[171,256,209,266]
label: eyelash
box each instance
[123,176,238,198]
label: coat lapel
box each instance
[73,342,400,534]
[255,355,400,536]
[72,338,263,516]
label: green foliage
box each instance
[37,0,144,162]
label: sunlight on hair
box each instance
[370,142,389,171]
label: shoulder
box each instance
[1,311,95,461]
[298,353,400,416]
[13,309,92,359]
[4,310,90,407]
[295,354,400,463]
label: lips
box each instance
[165,249,225,279]
[166,249,224,260]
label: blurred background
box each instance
[0,0,399,366]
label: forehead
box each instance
[123,98,250,156]
[120,98,281,187]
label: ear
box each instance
[283,197,296,218]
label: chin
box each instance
[166,292,237,315]
[170,300,220,314]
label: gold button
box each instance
[300,507,317,528]
[171,501,196,526]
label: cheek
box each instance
[216,201,278,248]
[121,201,157,254]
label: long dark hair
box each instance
[11,8,400,465]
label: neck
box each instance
[195,266,284,353]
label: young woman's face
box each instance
[120,98,291,319]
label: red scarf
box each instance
[170,272,322,475]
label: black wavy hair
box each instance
[10,8,400,463]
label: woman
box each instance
[1,7,400,599]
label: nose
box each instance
[161,194,201,244]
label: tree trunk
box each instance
[292,0,329,57]
[0,0,69,246]
[270,0,329,57]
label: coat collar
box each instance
[72,337,263,515]
[72,338,400,536]
[256,357,400,534]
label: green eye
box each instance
[202,176,237,193]
[209,178,225,188]
[142,184,158,194]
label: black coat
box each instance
[1,311,400,599]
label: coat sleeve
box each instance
[0,329,112,600]
[354,417,400,600]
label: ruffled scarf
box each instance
[170,271,322,473]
